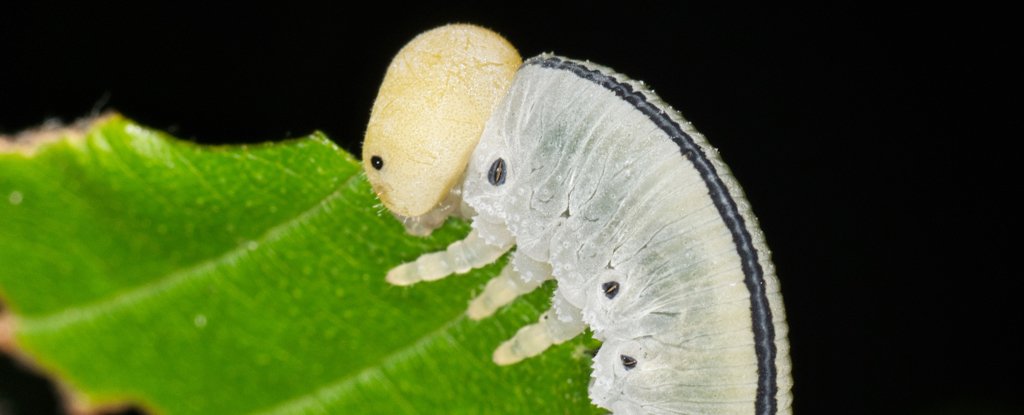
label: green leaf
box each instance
[0,115,601,414]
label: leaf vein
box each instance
[15,173,363,334]
[247,316,465,415]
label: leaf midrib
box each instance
[15,171,362,334]
[247,316,466,415]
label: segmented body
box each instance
[462,56,792,414]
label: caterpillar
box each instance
[362,24,793,414]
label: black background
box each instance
[1,3,1018,415]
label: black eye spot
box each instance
[370,156,383,170]
[620,354,637,370]
[602,281,620,299]
[488,158,507,186]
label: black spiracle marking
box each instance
[488,158,507,186]
[602,281,620,299]
[620,355,637,370]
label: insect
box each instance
[362,24,793,414]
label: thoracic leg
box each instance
[493,291,586,365]
[467,253,552,320]
[386,229,512,286]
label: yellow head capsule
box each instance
[362,24,522,218]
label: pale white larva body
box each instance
[456,56,793,414]
[363,24,792,415]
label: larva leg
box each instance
[386,229,511,286]
[492,293,585,365]
[467,254,552,320]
